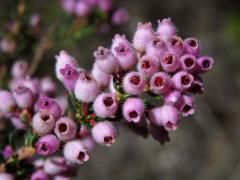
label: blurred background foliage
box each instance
[1,0,240,180]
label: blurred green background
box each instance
[1,0,240,179]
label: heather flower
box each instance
[146,36,165,60]
[184,37,200,56]
[190,75,204,94]
[63,140,89,164]
[111,34,130,53]
[148,107,163,126]
[93,93,118,118]
[92,121,117,146]
[123,72,145,95]
[91,62,111,89]
[157,18,177,42]
[172,71,194,91]
[75,0,91,17]
[112,8,129,25]
[196,56,214,73]
[0,173,14,180]
[54,117,77,141]
[35,134,60,155]
[31,170,49,180]
[74,73,98,102]
[167,36,184,56]
[149,72,172,94]
[11,60,28,79]
[177,95,195,117]
[133,22,153,52]
[160,52,179,72]
[32,111,55,135]
[0,90,16,113]
[56,95,68,115]
[114,43,137,70]
[36,97,62,120]
[2,145,14,159]
[59,64,79,91]
[43,157,68,175]
[33,159,45,169]
[123,98,145,123]
[10,117,27,130]
[94,46,118,74]
[55,50,78,81]
[180,54,197,73]
[13,85,34,108]
[98,0,112,12]
[22,77,40,96]
[137,55,158,77]
[0,37,16,53]
[163,90,183,106]
[40,77,56,96]
[61,0,76,14]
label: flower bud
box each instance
[184,37,200,56]
[93,93,118,118]
[163,90,183,106]
[111,34,130,53]
[123,72,145,95]
[75,0,91,17]
[13,85,34,108]
[146,36,165,59]
[0,90,15,113]
[40,77,56,96]
[35,134,60,155]
[112,8,129,25]
[54,117,77,141]
[172,71,194,91]
[55,50,78,81]
[160,105,180,131]
[91,62,111,89]
[59,64,79,91]
[36,97,62,120]
[167,36,184,56]
[123,98,145,123]
[149,72,172,94]
[137,55,158,77]
[177,95,195,117]
[31,170,49,180]
[63,140,89,164]
[114,43,137,70]
[179,54,196,73]
[92,121,117,146]
[157,18,177,42]
[43,157,68,175]
[94,46,118,74]
[0,173,14,180]
[196,56,214,73]
[74,73,98,102]
[11,60,28,79]
[133,22,153,52]
[32,111,55,135]
[160,52,179,72]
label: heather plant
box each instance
[0,16,214,179]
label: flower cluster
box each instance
[61,0,129,28]
[0,18,214,179]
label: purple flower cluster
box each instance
[60,0,129,26]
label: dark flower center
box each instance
[141,60,151,69]
[184,58,194,67]
[130,75,141,85]
[187,39,197,48]
[202,60,210,69]
[129,111,138,118]
[171,38,178,46]
[154,77,164,87]
[41,144,48,151]
[59,123,67,132]
[103,97,114,107]
[181,75,191,85]
[77,151,85,160]
[191,84,202,94]
[41,113,50,121]
[164,55,173,64]
[104,136,113,143]
[43,101,49,107]
[182,105,191,113]
[66,70,71,76]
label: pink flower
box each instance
[43,157,68,175]
[0,90,15,113]
[123,72,145,95]
[160,52,180,72]
[184,37,200,56]
[167,36,184,57]
[35,134,60,155]
[137,55,158,77]
[146,36,165,60]
[31,170,49,180]
[157,18,176,42]
[11,60,28,79]
[112,8,129,25]
[172,71,194,91]
[13,85,34,108]
[149,72,172,94]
